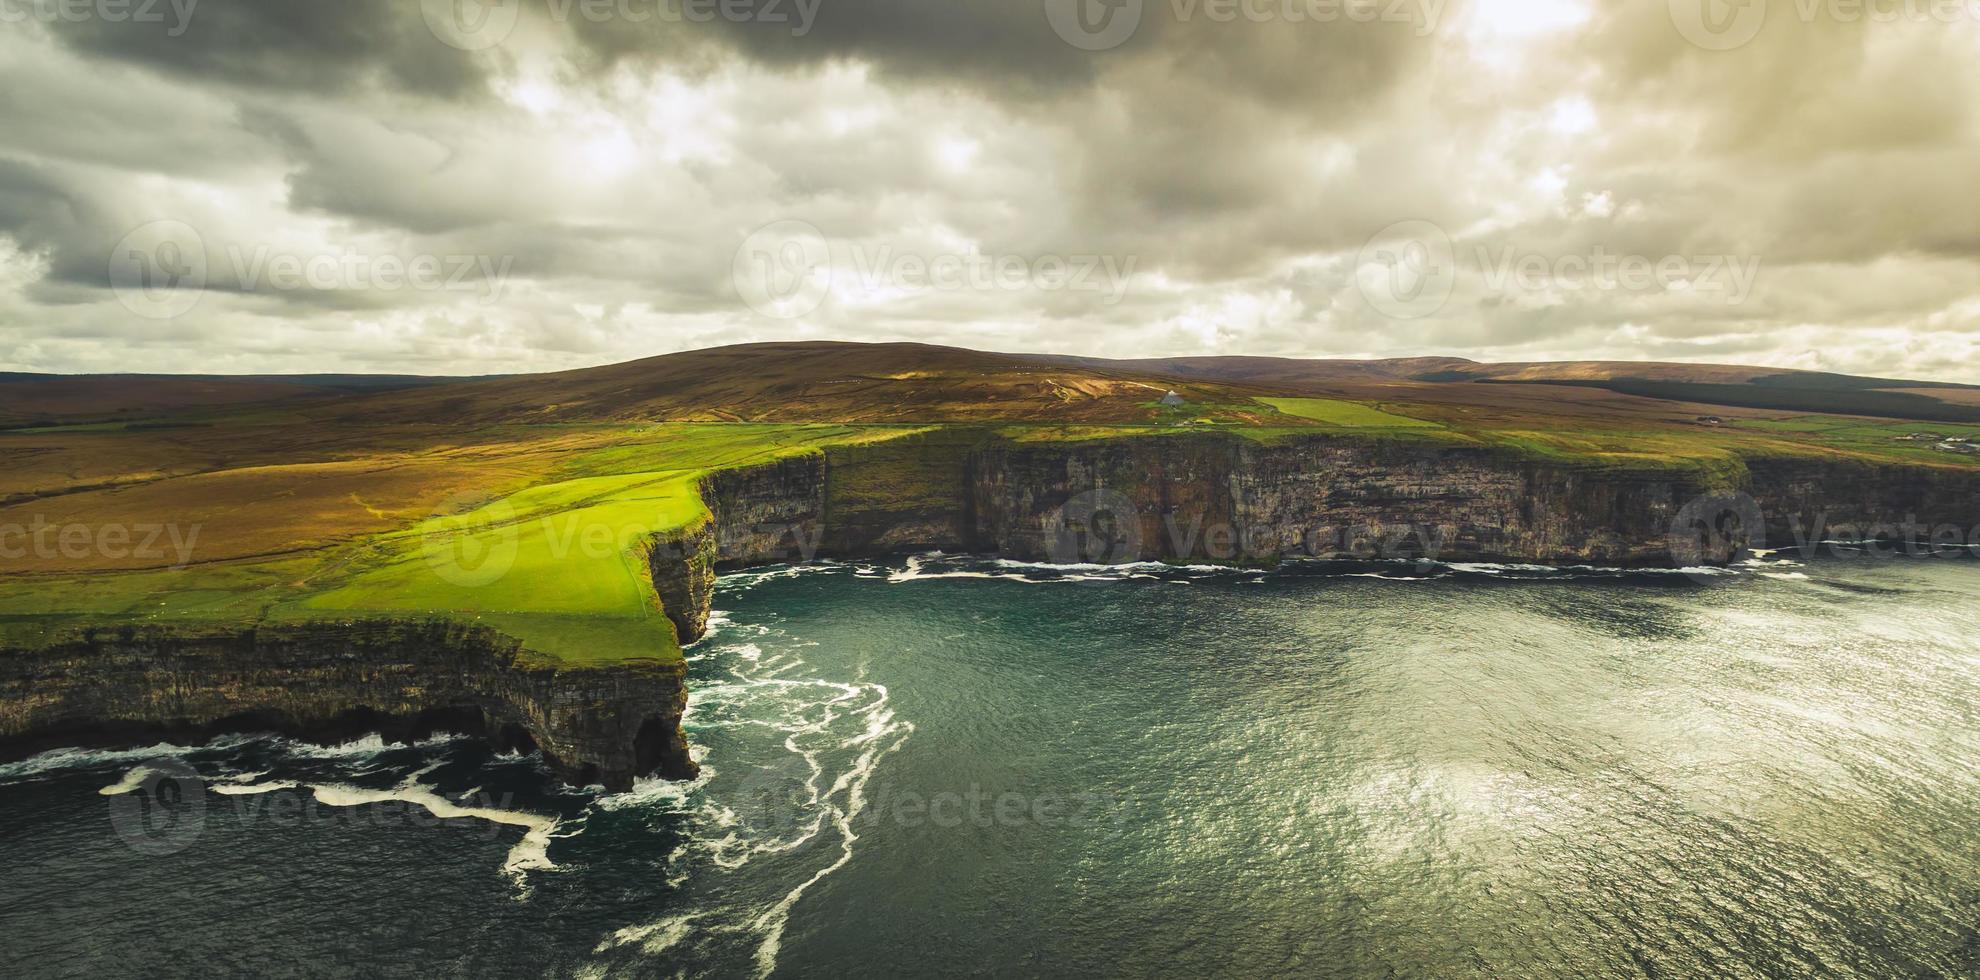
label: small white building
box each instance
[1159,391,1187,408]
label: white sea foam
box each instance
[593,764,715,813]
[0,742,202,782]
[1740,556,1805,568]
[1438,560,1739,579]
[877,554,1276,587]
[328,781,555,880]
[2,731,485,787]
[592,603,914,977]
[1445,561,1562,575]
[721,563,849,591]
[209,780,299,796]
[97,766,155,796]
[89,752,562,894]
[598,913,706,955]
[276,732,472,759]
[746,703,913,979]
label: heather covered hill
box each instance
[260,342,1980,427]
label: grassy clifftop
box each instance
[0,423,925,666]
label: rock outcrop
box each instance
[0,619,695,791]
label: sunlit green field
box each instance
[1254,397,1442,428]
[1729,416,1980,465]
[0,424,923,665]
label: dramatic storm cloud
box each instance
[1,0,1977,377]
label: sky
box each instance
[1,0,1978,380]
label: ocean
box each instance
[6,550,1980,977]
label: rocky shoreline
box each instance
[0,619,695,791]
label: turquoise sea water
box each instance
[5,552,1980,977]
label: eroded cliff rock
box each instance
[0,619,695,791]
[663,430,1980,645]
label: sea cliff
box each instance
[0,619,695,791]
[7,428,1978,787]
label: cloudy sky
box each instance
[2,0,1978,379]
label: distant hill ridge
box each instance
[3,342,1976,426]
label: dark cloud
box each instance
[49,0,489,98]
[560,0,1108,94]
[0,156,121,288]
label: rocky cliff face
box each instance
[1748,455,1980,546]
[0,620,695,792]
[665,431,1980,645]
[968,436,1711,567]
[665,431,1760,642]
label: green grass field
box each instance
[1255,397,1442,428]
[0,423,927,666]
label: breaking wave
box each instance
[588,574,914,978]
